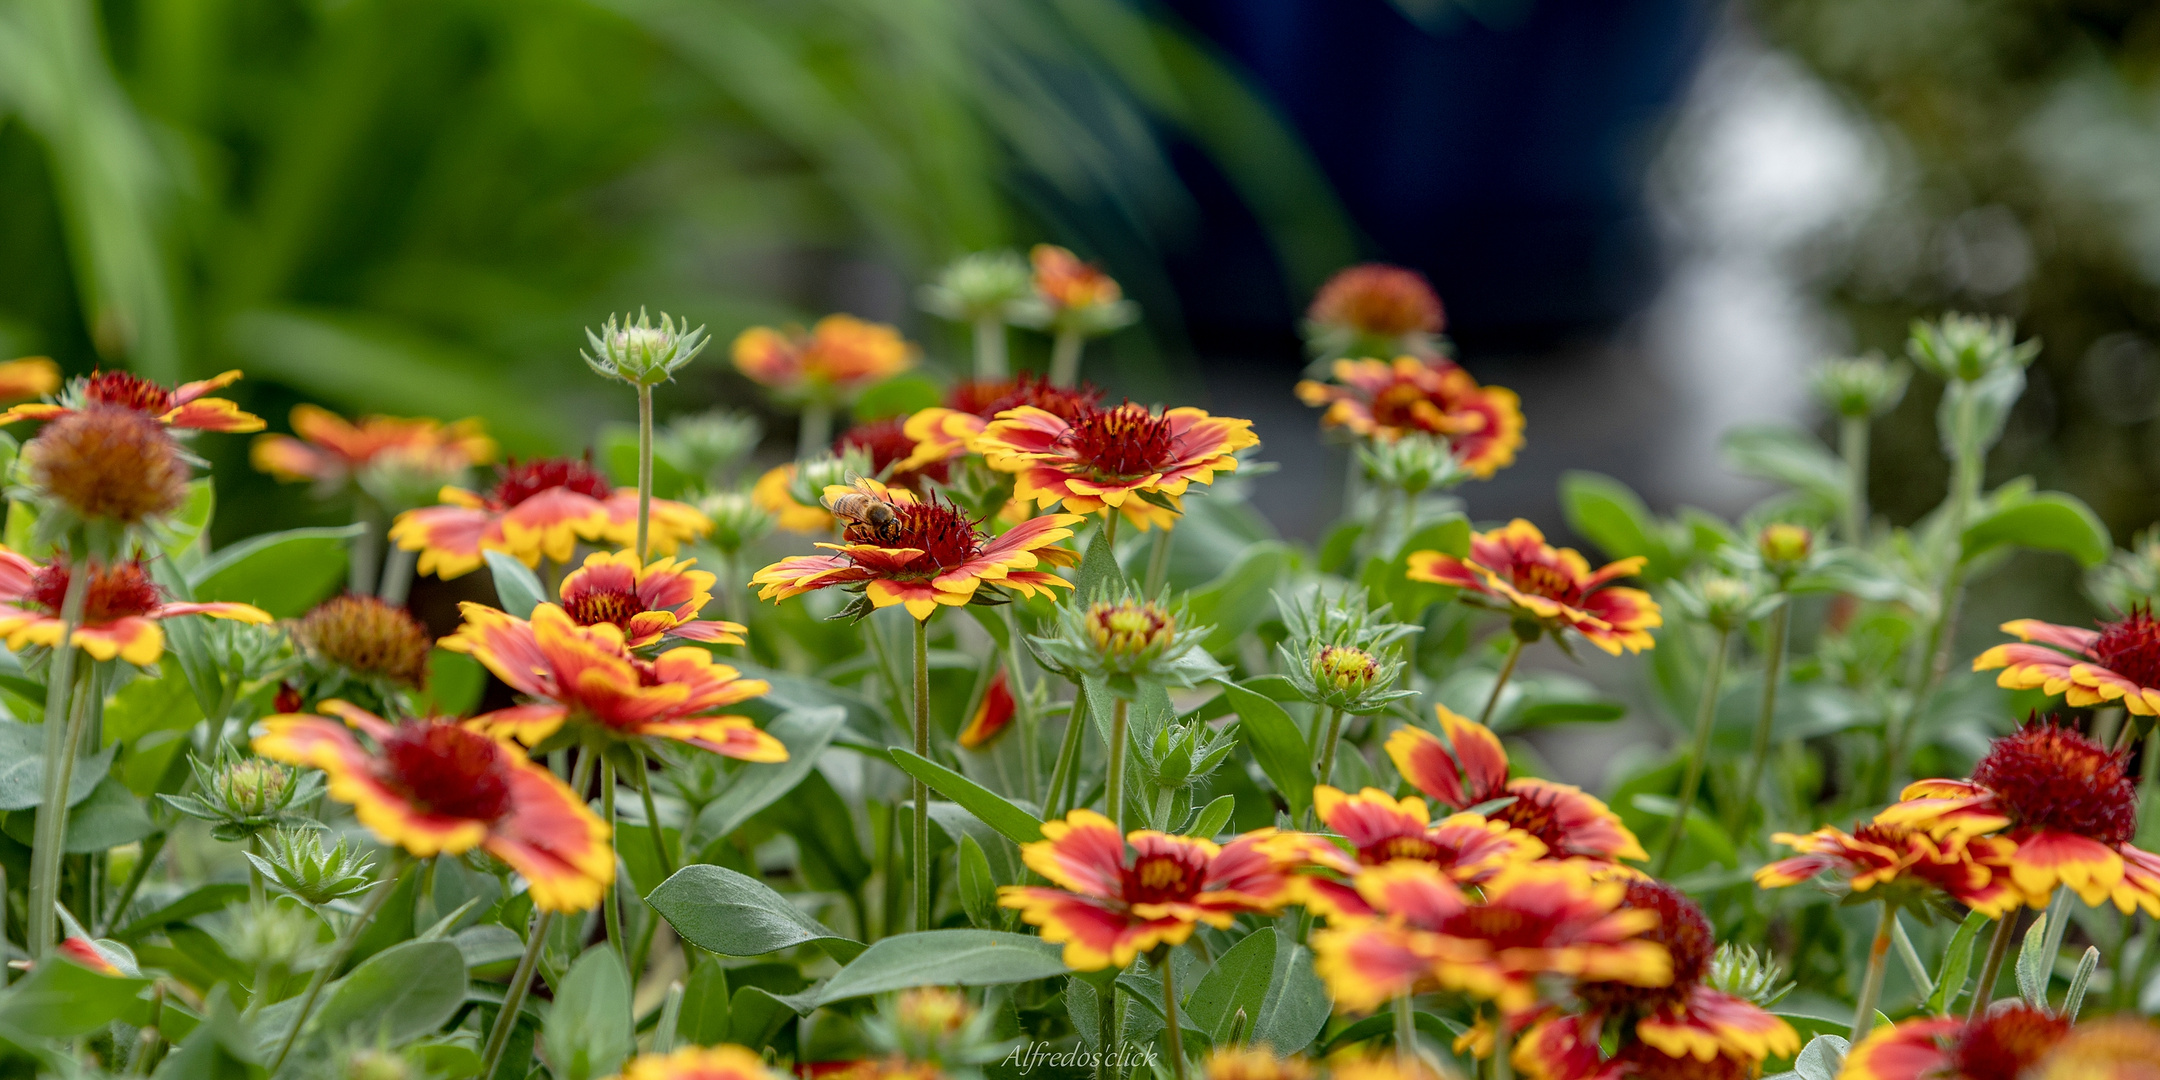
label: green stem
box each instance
[1969,912,2020,1021]
[1840,415,1870,544]
[377,546,416,606]
[1102,510,1120,555]
[1144,529,1172,598]
[1157,949,1187,1080]
[1491,1014,1512,1080]
[798,400,835,461]
[1477,638,1525,728]
[29,556,90,961]
[864,617,908,740]
[1656,628,1732,876]
[602,757,624,961]
[1730,602,1790,839]
[268,855,410,1073]
[1308,708,1346,828]
[98,830,168,938]
[1851,901,1896,1041]
[634,751,676,880]
[1095,981,1116,1080]
[1050,331,1084,388]
[1045,687,1089,819]
[913,616,931,932]
[973,315,1009,380]
[1108,697,1129,835]
[636,384,654,563]
[351,495,383,596]
[1393,994,1416,1059]
[479,909,555,1080]
[998,605,1039,801]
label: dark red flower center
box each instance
[1369,381,1444,432]
[1492,787,1573,851]
[1439,904,1539,947]
[1948,1004,2069,1080]
[951,373,1102,422]
[27,560,164,623]
[1362,834,1443,865]
[1308,264,1444,337]
[1971,719,2137,845]
[2093,606,2160,691]
[1607,1043,1746,1080]
[82,371,175,415]
[379,722,514,822]
[844,497,982,574]
[1576,881,1712,1013]
[564,586,649,630]
[836,419,949,489]
[1058,403,1181,478]
[489,456,613,508]
[1505,560,1580,603]
[1121,849,1206,906]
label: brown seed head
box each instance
[296,594,432,690]
[25,406,189,524]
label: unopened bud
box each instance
[1757,523,1812,570]
[1907,313,2038,383]
[1810,355,1909,419]
[1313,646,1378,693]
[699,490,777,553]
[222,759,290,814]
[919,251,1032,324]
[583,308,709,387]
[1087,599,1174,658]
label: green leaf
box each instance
[1926,909,1988,1015]
[0,719,117,811]
[815,930,1067,1004]
[309,939,468,1051]
[1721,425,1849,512]
[0,951,152,1038]
[543,947,633,1080]
[1189,794,1235,839]
[421,649,485,717]
[1626,793,1736,870]
[1073,524,1125,601]
[1184,926,1273,1046]
[956,834,998,929]
[1187,542,1291,652]
[1362,517,1468,620]
[852,374,944,421]
[483,551,549,619]
[1559,471,1671,572]
[676,963,731,1047]
[0,775,156,852]
[1216,679,1313,819]
[691,707,847,857]
[887,747,1044,844]
[1792,1034,1849,1080]
[187,525,363,618]
[1248,928,1329,1053]
[161,480,216,560]
[1960,492,2113,568]
[647,865,863,961]
[112,883,248,942]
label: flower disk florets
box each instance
[381,722,514,824]
[28,558,163,622]
[1090,598,1173,658]
[2092,606,2160,694]
[1062,403,1180,480]
[1033,587,1218,695]
[1951,1004,2070,1080]
[24,405,190,525]
[582,309,709,387]
[491,456,613,508]
[1971,720,2137,845]
[296,594,432,691]
[1315,646,1378,692]
[1308,264,1444,340]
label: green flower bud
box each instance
[1706,943,1794,1008]
[697,489,777,553]
[163,748,322,843]
[582,308,710,387]
[1906,313,2038,383]
[656,410,763,486]
[789,447,875,506]
[220,900,321,972]
[1757,523,1813,572]
[246,827,377,906]
[1809,354,1909,419]
[1275,586,1417,715]
[918,251,1033,325]
[1357,432,1466,497]
[1030,584,1220,697]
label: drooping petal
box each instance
[483,756,615,913]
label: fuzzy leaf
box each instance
[815,930,1066,1004]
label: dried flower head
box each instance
[295,594,433,692]
[583,309,709,387]
[23,405,190,527]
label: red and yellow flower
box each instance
[444,602,782,761]
[1386,706,1647,866]
[613,1044,785,1080]
[1265,785,1545,919]
[1406,520,1660,655]
[753,463,838,534]
[0,357,60,402]
[54,937,124,976]
[900,373,1101,475]
[253,700,613,912]
[0,550,270,665]
[752,479,1079,621]
[1202,1047,1313,1080]
[2038,1017,2160,1080]
[1875,719,2160,913]
[1310,860,1670,1014]
[957,668,1016,749]
[1754,822,2024,917]
[732,314,916,397]
[1295,357,1522,478]
[835,417,951,492]
[1030,244,1125,316]
[998,809,1292,970]
[252,405,494,491]
[0,369,264,432]
[973,402,1256,526]
[1842,1004,2069,1080]
[390,456,710,579]
[1975,609,2160,715]
[557,549,744,648]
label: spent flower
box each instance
[582,309,709,387]
[21,405,192,534]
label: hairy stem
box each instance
[1477,638,1525,728]
[1840,414,1870,544]
[1851,901,1896,1042]
[1049,331,1085,388]
[1045,686,1090,820]
[1108,697,1129,835]
[602,757,624,961]
[636,384,654,563]
[479,909,555,1080]
[1970,912,2021,1021]
[29,559,90,960]
[377,546,417,606]
[1158,949,1188,1080]
[999,605,1039,801]
[1656,628,1731,876]
[974,315,1009,380]
[798,401,834,461]
[634,751,676,880]
[1308,708,1346,829]
[1730,602,1790,839]
[913,616,931,932]
[268,855,409,1073]
[1144,528,1172,598]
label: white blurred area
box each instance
[1638,28,1885,510]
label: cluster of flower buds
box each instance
[162,749,323,842]
[1275,587,1416,715]
[1809,353,1909,419]
[246,826,378,906]
[582,309,710,388]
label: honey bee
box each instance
[824,480,902,542]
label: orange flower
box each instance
[557,549,744,648]
[1306,264,1445,343]
[253,701,613,912]
[1265,784,1544,919]
[957,668,1015,749]
[444,602,782,761]
[0,357,60,402]
[1754,822,2024,917]
[1386,706,1647,866]
[615,1044,786,1080]
[837,417,951,491]
[0,551,270,665]
[1975,609,2160,715]
[998,809,1291,970]
[252,405,494,491]
[1842,1005,2069,1080]
[1310,860,1669,1014]
[973,402,1256,525]
[1202,1047,1312,1080]
[390,456,710,579]
[55,937,123,976]
[1874,719,2160,913]
[732,314,915,397]
[1029,245,1125,316]
[752,479,1079,621]
[0,369,263,432]
[1406,520,1660,655]
[900,373,1101,475]
[753,463,838,534]
[1295,357,1522,477]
